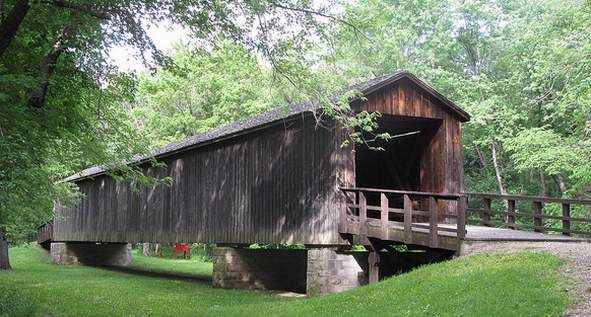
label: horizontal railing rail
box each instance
[464,193,591,236]
[339,187,467,248]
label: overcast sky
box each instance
[109,23,189,72]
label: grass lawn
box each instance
[0,245,570,317]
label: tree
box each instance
[0,0,345,270]
[325,0,591,198]
[131,42,282,148]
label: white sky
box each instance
[109,23,190,72]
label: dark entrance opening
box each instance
[355,115,442,218]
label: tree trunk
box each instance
[28,26,71,109]
[0,0,29,59]
[0,227,11,271]
[555,174,568,197]
[142,242,150,256]
[491,140,507,194]
[539,169,547,196]
[475,145,487,169]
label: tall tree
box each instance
[0,0,344,270]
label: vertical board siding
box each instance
[53,114,341,245]
[53,77,466,245]
[360,77,464,218]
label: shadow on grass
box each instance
[99,265,212,284]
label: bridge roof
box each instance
[64,71,469,182]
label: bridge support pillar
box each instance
[50,242,131,266]
[306,248,368,296]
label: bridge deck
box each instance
[342,218,588,251]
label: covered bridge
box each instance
[43,71,589,295]
[53,71,468,246]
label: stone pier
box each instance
[212,247,453,296]
[50,242,132,266]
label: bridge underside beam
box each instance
[50,242,132,266]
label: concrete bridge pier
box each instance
[50,242,132,266]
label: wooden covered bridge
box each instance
[39,71,591,295]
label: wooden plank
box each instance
[403,194,412,243]
[483,198,492,227]
[359,192,367,238]
[380,193,389,239]
[507,199,516,229]
[466,192,591,205]
[562,203,571,236]
[429,197,438,248]
[457,196,466,239]
[368,248,380,284]
[533,201,544,233]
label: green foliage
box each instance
[131,43,281,148]
[325,0,591,198]
[1,245,570,316]
[0,0,341,243]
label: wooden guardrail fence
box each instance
[339,187,467,248]
[465,193,591,236]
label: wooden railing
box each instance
[37,222,53,244]
[465,193,591,236]
[339,187,467,248]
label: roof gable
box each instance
[353,71,470,122]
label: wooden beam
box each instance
[562,203,571,236]
[533,201,543,233]
[483,198,492,227]
[429,197,438,248]
[507,199,516,229]
[368,238,381,284]
[457,196,466,240]
[380,193,389,240]
[359,192,367,238]
[403,194,412,243]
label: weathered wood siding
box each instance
[54,114,345,245]
[359,77,464,195]
[53,75,466,244]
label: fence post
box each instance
[429,197,438,248]
[457,196,467,240]
[483,198,492,226]
[507,199,516,229]
[562,203,571,236]
[359,191,367,238]
[533,201,543,233]
[339,191,348,232]
[403,194,412,243]
[380,193,389,240]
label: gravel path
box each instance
[460,241,591,316]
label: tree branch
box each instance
[0,0,29,59]
[269,2,367,39]
[43,0,111,20]
[27,26,71,109]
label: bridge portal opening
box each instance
[355,115,442,218]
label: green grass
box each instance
[0,245,570,317]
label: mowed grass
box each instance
[0,245,570,317]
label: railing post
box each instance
[339,191,348,232]
[403,194,412,243]
[507,199,516,229]
[562,203,571,236]
[429,197,438,248]
[359,191,367,238]
[457,196,466,240]
[483,198,492,227]
[533,201,543,233]
[380,193,389,240]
